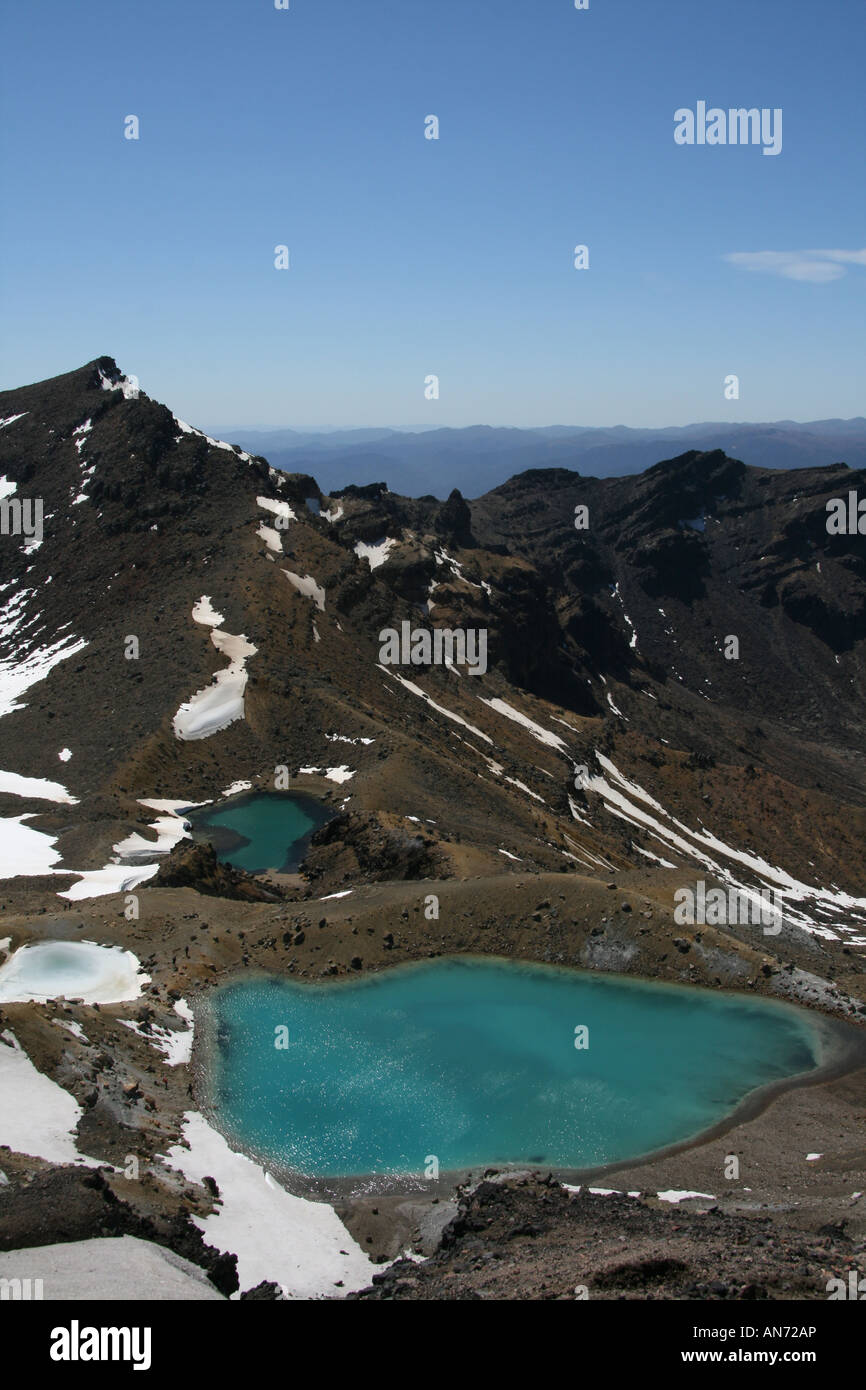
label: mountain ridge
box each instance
[1,355,863,910]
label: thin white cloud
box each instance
[724,248,866,283]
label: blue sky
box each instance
[1,0,863,428]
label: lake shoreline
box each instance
[187,788,336,875]
[3,868,864,1289]
[189,952,866,1207]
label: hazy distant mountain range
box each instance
[213,418,866,499]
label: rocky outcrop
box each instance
[0,1166,238,1297]
[154,842,284,901]
[303,812,449,888]
[349,1175,865,1301]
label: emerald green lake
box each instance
[188,792,333,874]
[204,957,825,1179]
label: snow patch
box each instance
[174,417,252,461]
[612,582,639,651]
[222,780,252,798]
[0,770,78,804]
[656,1190,715,1204]
[100,368,140,400]
[355,538,396,570]
[54,1018,88,1042]
[192,596,225,627]
[257,523,283,553]
[72,419,92,454]
[633,843,678,869]
[298,765,355,784]
[586,753,866,944]
[283,571,325,612]
[114,810,190,860]
[57,863,160,901]
[381,667,493,745]
[173,616,257,741]
[257,495,296,525]
[162,1111,376,1299]
[0,583,88,719]
[0,814,63,877]
[505,776,545,803]
[138,797,203,814]
[122,998,193,1067]
[478,697,569,754]
[0,1030,100,1166]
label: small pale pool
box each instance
[203,956,826,1179]
[0,940,146,1004]
[188,792,333,874]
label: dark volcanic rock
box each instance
[304,812,449,886]
[437,488,475,547]
[154,842,283,901]
[348,1177,863,1302]
[239,1281,285,1300]
[0,1165,238,1297]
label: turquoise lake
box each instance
[188,792,333,874]
[205,956,824,1178]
